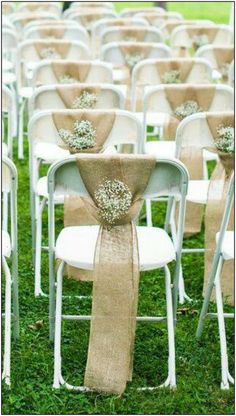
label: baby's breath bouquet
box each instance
[72,91,98,109]
[174,100,202,120]
[40,47,61,59]
[59,74,78,84]
[215,125,234,153]
[94,179,132,227]
[161,70,181,84]
[58,120,96,152]
[192,34,209,49]
[125,53,144,69]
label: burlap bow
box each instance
[34,41,70,59]
[74,154,156,394]
[51,61,91,83]
[55,85,101,109]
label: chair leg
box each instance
[18,97,26,160]
[164,265,176,388]
[12,251,19,340]
[53,261,64,388]
[215,270,230,389]
[2,192,8,232]
[35,196,46,297]
[146,199,153,227]
[2,257,12,386]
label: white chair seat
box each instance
[2,72,16,84]
[216,231,234,260]
[56,225,176,271]
[19,87,34,98]
[34,143,69,163]
[145,141,219,162]
[2,143,9,156]
[2,230,11,258]
[187,180,210,204]
[36,176,64,203]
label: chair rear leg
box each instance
[2,257,12,386]
[164,265,176,388]
[53,261,64,388]
[145,199,153,227]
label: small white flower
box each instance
[59,74,78,84]
[161,70,181,84]
[58,120,96,151]
[40,47,61,59]
[72,91,98,109]
[174,100,202,120]
[192,34,209,49]
[125,53,144,68]
[94,179,132,226]
[215,125,234,153]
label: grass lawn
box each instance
[2,1,234,415]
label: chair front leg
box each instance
[2,256,12,386]
[53,261,64,388]
[164,265,176,388]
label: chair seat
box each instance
[35,143,69,163]
[145,141,219,161]
[2,230,11,258]
[2,143,9,156]
[56,225,176,271]
[36,176,64,203]
[216,231,234,260]
[187,180,210,204]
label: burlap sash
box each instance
[213,47,234,79]
[74,154,156,394]
[55,85,101,109]
[162,86,215,235]
[25,3,51,11]
[163,20,188,35]
[52,111,116,280]
[113,27,147,42]
[3,3,12,14]
[34,41,70,59]
[138,13,167,25]
[157,59,194,82]
[51,61,91,83]
[204,113,234,304]
[38,26,66,39]
[186,26,218,48]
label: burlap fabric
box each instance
[34,41,70,59]
[51,61,91,83]
[38,26,66,39]
[186,26,218,50]
[105,27,147,43]
[213,47,234,80]
[24,3,51,11]
[55,85,101,109]
[74,154,156,394]
[52,110,115,280]
[204,112,234,304]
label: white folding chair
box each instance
[29,83,126,117]
[10,12,58,36]
[101,42,171,84]
[196,174,234,389]
[100,26,164,45]
[17,2,62,17]
[2,85,17,159]
[65,9,117,29]
[17,40,90,159]
[2,28,18,77]
[48,154,188,388]
[69,2,115,10]
[119,7,166,18]
[28,109,143,297]
[160,19,214,40]
[23,19,81,38]
[2,2,16,15]
[24,25,90,46]
[2,157,20,386]
[196,45,234,82]
[135,11,183,26]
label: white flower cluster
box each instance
[59,74,78,84]
[215,125,234,154]
[192,34,209,49]
[161,70,181,84]
[40,47,61,59]
[72,91,98,109]
[125,53,144,68]
[174,100,202,120]
[58,120,96,151]
[94,179,132,226]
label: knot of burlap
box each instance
[51,61,91,83]
[34,41,70,59]
[74,154,156,395]
[55,85,101,110]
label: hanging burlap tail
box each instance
[203,112,234,304]
[55,85,101,108]
[52,110,115,280]
[75,154,156,394]
[34,41,70,59]
[213,47,234,80]
[38,26,66,39]
[52,61,91,83]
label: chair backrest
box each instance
[2,2,16,15]
[29,84,126,115]
[2,84,16,147]
[175,111,234,157]
[2,28,18,52]
[195,45,234,71]
[2,157,18,247]
[101,42,171,65]
[24,25,90,45]
[32,60,113,87]
[10,12,57,34]
[100,26,164,45]
[28,109,143,157]
[17,2,61,16]
[92,17,148,40]
[135,11,183,26]
[119,7,166,18]
[160,19,214,40]
[70,2,115,9]
[65,10,117,29]
[64,4,115,18]
[171,24,234,49]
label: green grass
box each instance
[2,1,234,415]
